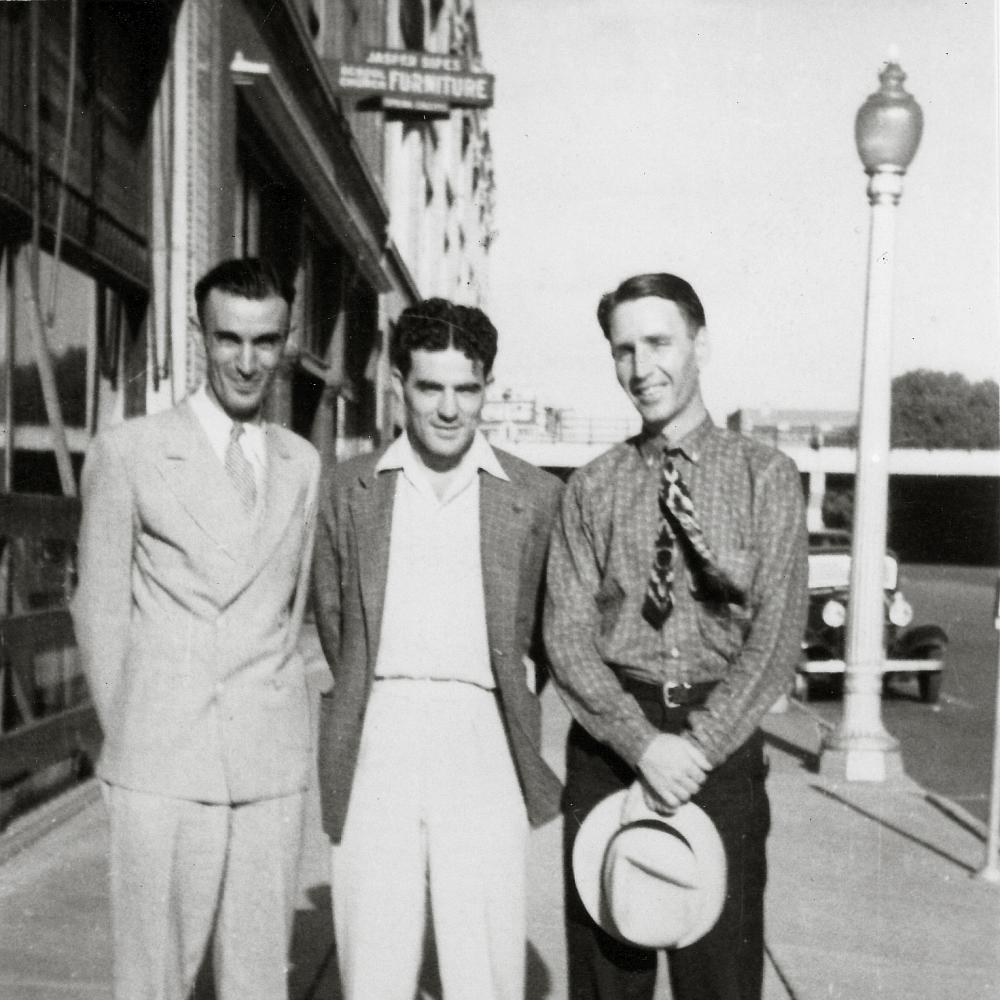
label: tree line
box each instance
[821,369,998,531]
[890,369,998,449]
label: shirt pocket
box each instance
[691,546,758,661]
[685,544,759,605]
[719,546,759,602]
[594,575,626,637]
[695,602,748,662]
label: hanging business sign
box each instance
[328,48,494,116]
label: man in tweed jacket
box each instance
[311,298,562,1000]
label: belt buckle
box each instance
[662,681,691,709]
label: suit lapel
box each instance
[352,465,397,667]
[480,467,529,656]
[155,402,246,559]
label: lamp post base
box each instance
[818,731,905,782]
[973,862,1000,884]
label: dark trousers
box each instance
[562,702,770,1000]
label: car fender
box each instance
[890,623,948,661]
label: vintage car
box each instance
[795,529,948,704]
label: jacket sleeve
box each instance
[70,429,135,732]
[528,476,563,692]
[310,466,342,686]
[284,448,321,667]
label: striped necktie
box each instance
[225,422,257,515]
[642,451,745,629]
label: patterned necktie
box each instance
[642,451,744,629]
[225,422,257,515]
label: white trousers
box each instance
[103,783,304,1000]
[332,679,528,1000]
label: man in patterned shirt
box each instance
[545,272,808,1000]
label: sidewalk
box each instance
[761,704,1000,999]
[2,631,998,999]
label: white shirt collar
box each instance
[376,430,509,489]
[187,384,267,468]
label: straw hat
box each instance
[572,786,727,949]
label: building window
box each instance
[234,103,305,294]
[462,113,472,158]
[400,0,424,50]
[0,237,142,494]
[233,101,381,460]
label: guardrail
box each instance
[482,414,638,447]
[0,493,99,796]
[546,415,637,444]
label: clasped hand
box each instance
[631,732,712,816]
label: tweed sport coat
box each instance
[71,401,319,803]
[311,444,564,843]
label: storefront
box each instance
[0,1,177,495]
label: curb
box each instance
[925,791,989,842]
[0,777,101,867]
[764,944,799,1000]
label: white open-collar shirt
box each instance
[373,431,509,688]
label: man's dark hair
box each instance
[596,273,706,339]
[194,258,295,329]
[390,297,498,378]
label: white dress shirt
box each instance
[373,431,509,688]
[187,385,267,512]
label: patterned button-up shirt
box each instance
[544,417,808,768]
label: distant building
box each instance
[480,388,546,445]
[480,387,636,449]
[727,408,857,450]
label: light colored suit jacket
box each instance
[311,444,564,843]
[71,401,320,803]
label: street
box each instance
[801,563,1000,824]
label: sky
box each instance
[474,0,999,425]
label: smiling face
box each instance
[201,290,288,422]
[392,346,488,472]
[608,296,709,438]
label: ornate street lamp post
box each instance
[820,52,923,781]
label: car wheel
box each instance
[918,671,942,704]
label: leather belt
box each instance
[621,676,718,710]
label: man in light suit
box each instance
[311,298,562,1000]
[71,258,320,1000]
